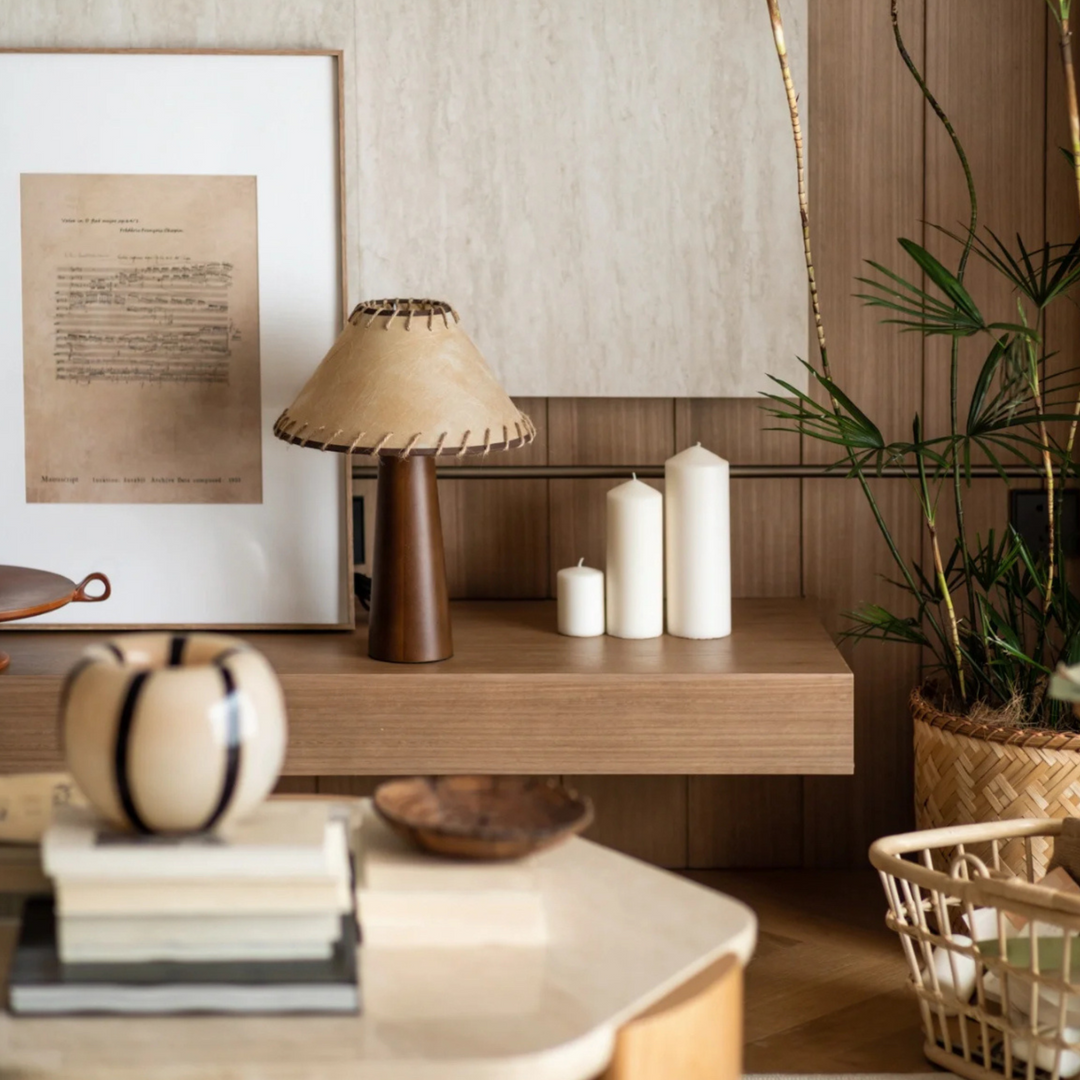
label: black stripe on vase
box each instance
[200,663,242,832]
[114,670,152,834]
[103,642,124,663]
[168,635,188,667]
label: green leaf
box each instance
[967,338,1007,436]
[898,238,984,324]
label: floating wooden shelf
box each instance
[0,600,853,775]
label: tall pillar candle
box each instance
[605,476,663,639]
[665,443,731,638]
[557,558,605,637]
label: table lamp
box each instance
[273,299,535,664]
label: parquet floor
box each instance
[688,870,930,1074]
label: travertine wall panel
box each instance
[1,0,807,397]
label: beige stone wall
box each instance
[1,0,807,397]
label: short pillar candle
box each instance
[665,443,731,639]
[557,558,605,637]
[606,476,663,639]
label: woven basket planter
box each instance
[913,687,1080,878]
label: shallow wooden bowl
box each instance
[373,776,594,860]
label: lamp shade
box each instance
[273,299,534,457]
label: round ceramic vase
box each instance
[61,633,287,834]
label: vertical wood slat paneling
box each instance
[801,0,926,865]
[922,3,1047,443]
[1045,10,1080,599]
[1045,14,1080,470]
[546,399,675,466]
[675,401,804,867]
[440,478,550,598]
[920,2,1047,666]
[436,396,551,599]
[550,398,688,867]
[803,480,924,866]
[802,2,927,465]
[321,3,1055,870]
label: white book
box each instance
[357,891,546,947]
[58,912,341,964]
[359,808,539,893]
[56,875,353,917]
[357,809,547,947]
[9,898,360,1016]
[44,804,346,881]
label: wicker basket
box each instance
[914,689,1080,878]
[872,819,1080,1080]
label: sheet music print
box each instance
[20,174,263,504]
[54,260,237,385]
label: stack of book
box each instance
[8,800,359,1014]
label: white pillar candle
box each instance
[557,558,605,637]
[606,476,663,639]
[665,443,731,639]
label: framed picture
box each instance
[0,49,352,629]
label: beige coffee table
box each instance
[0,809,756,1080]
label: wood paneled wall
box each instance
[291,1,1074,869]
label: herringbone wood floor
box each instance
[689,871,929,1074]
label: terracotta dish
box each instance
[373,775,594,860]
[0,566,111,673]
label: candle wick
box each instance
[696,441,701,447]
[577,557,584,567]
[632,472,637,481]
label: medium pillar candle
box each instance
[606,476,663,639]
[665,443,731,639]
[557,558,605,637]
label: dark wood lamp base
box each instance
[367,453,453,664]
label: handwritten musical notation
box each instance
[53,261,239,384]
[22,173,262,505]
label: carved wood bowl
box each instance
[0,566,111,674]
[373,776,594,860]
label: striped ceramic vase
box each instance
[61,633,287,834]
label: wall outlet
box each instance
[1009,489,1080,559]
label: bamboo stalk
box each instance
[890,0,981,651]
[1054,9,1080,470]
[765,0,827,370]
[916,420,967,696]
[1029,336,1058,614]
[767,0,964,693]
[764,0,925,609]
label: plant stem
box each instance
[1054,11,1080,475]
[765,0,925,612]
[891,0,980,658]
[766,0,827,370]
[916,423,966,694]
[1060,11,1080,221]
[1028,329,1057,614]
[930,526,964,690]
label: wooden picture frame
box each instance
[0,48,353,630]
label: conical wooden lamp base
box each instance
[368,454,453,664]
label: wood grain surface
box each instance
[0,600,852,778]
[3,4,1060,869]
[367,454,452,663]
[799,0,925,866]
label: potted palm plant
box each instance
[765,0,1080,874]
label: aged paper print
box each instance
[20,174,262,504]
